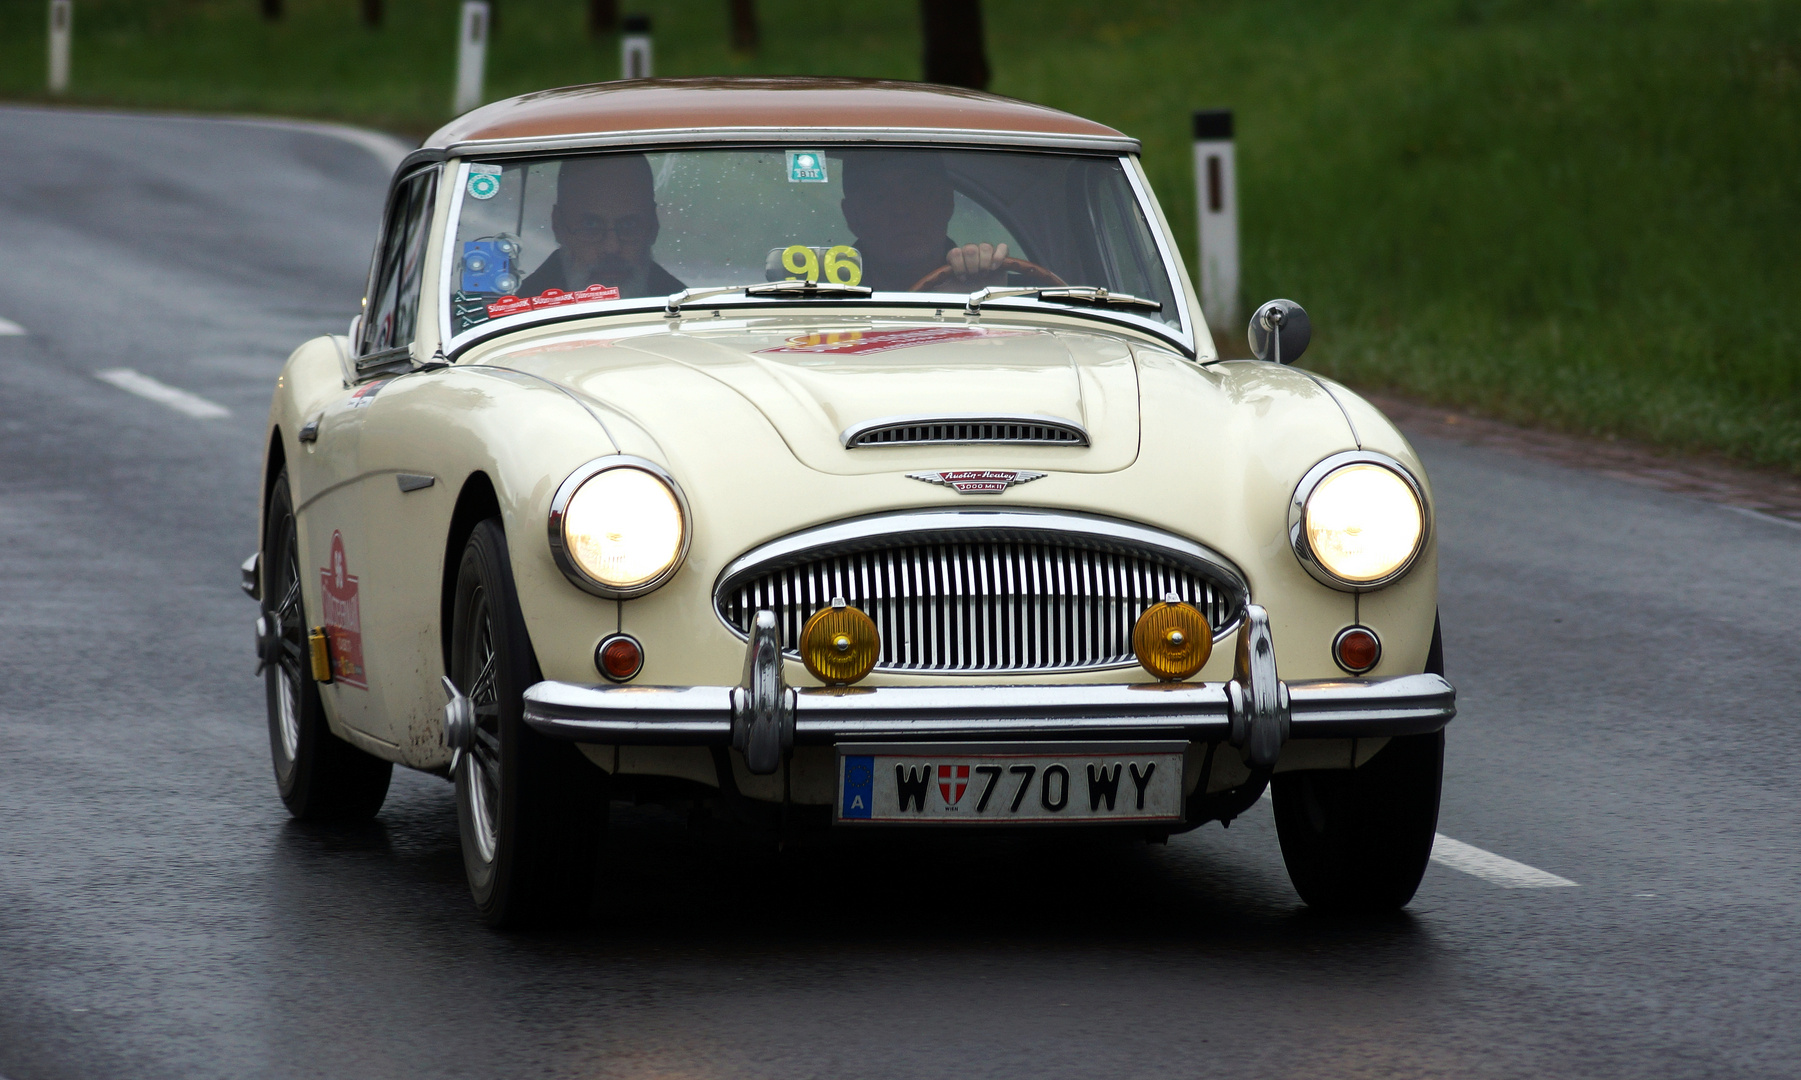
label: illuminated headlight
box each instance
[1290,454,1427,590]
[549,458,690,598]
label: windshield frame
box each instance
[434,138,1197,358]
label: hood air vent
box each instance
[843,414,1089,449]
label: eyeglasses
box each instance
[561,210,655,242]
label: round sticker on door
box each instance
[467,165,502,200]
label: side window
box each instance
[359,169,439,356]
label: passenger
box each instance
[840,153,1012,292]
[522,154,685,299]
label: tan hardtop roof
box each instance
[426,78,1132,151]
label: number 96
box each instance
[781,244,862,286]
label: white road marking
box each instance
[1431,834,1578,888]
[0,316,24,335]
[1256,786,1576,889]
[94,368,230,419]
[1725,505,1801,533]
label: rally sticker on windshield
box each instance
[319,531,368,690]
[758,326,1028,356]
[467,163,502,200]
[484,284,621,320]
[787,150,828,183]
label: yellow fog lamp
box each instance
[1132,597,1212,681]
[800,598,881,685]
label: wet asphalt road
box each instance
[1,105,1798,1080]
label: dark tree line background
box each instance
[259,1,990,90]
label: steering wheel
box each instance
[909,257,1067,293]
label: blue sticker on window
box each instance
[840,755,873,818]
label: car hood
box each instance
[480,319,1141,475]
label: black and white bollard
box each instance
[621,14,653,79]
[1192,109,1239,335]
[452,1,489,116]
[47,1,72,95]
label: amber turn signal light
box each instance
[1333,625,1381,674]
[800,598,880,685]
[1132,599,1212,681]
[595,633,645,682]
[308,626,333,683]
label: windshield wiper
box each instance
[664,279,873,317]
[964,285,1162,316]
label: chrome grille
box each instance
[718,533,1241,674]
[847,419,1088,448]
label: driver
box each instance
[840,153,1012,292]
[521,154,685,299]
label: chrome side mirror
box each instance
[1248,299,1311,365]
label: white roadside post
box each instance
[1193,109,1239,337]
[452,1,490,116]
[47,0,72,95]
[621,14,652,79]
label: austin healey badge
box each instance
[907,470,1047,495]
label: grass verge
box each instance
[3,0,1796,469]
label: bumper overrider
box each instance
[512,605,1455,775]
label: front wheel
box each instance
[262,469,392,820]
[451,518,607,927]
[1271,730,1444,913]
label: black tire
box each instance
[262,470,393,821]
[450,518,607,928]
[1271,729,1444,913]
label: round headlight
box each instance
[1293,456,1426,589]
[551,459,689,597]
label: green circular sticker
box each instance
[467,172,501,200]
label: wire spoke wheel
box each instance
[260,468,391,821]
[460,587,503,865]
[450,517,607,927]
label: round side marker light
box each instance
[800,599,880,685]
[595,633,645,682]
[1131,599,1212,681]
[1333,625,1382,674]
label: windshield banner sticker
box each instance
[466,163,502,200]
[908,470,1048,495]
[787,151,828,183]
[484,284,621,320]
[319,531,368,689]
[759,326,1028,357]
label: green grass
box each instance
[4,0,1797,469]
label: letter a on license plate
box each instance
[835,742,1186,825]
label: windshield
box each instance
[444,147,1182,339]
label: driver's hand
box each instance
[945,242,1010,287]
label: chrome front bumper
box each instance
[518,605,1456,774]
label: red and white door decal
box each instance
[319,530,367,689]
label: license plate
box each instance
[835,741,1187,825]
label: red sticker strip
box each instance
[486,283,621,320]
[758,327,1028,356]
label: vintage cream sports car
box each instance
[244,79,1455,926]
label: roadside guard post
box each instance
[1193,109,1239,334]
[48,1,72,95]
[621,15,653,79]
[453,1,489,116]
